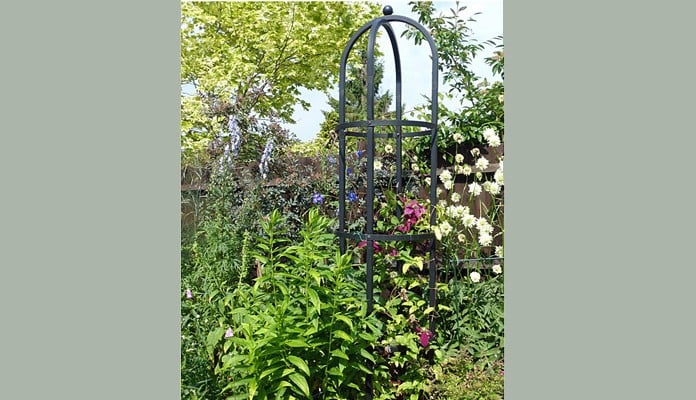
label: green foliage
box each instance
[181,1,381,162]
[431,351,504,400]
[438,267,504,364]
[404,1,504,153]
[211,209,379,399]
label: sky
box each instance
[282,0,503,142]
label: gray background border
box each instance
[0,1,181,398]
[1,0,695,398]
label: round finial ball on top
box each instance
[382,5,393,15]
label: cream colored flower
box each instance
[478,232,493,246]
[457,233,467,243]
[455,153,464,164]
[453,133,464,144]
[384,144,394,154]
[412,163,420,173]
[439,169,453,183]
[470,271,481,283]
[492,264,502,274]
[374,159,383,170]
[468,182,482,196]
[495,246,504,257]
[450,192,461,203]
[444,180,454,190]
[475,157,489,171]
[483,181,501,195]
[498,94,504,103]
[462,164,472,176]
[432,225,442,241]
[439,221,453,236]
[462,214,476,228]
[425,177,431,186]
[470,148,480,157]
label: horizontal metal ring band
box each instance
[336,120,434,129]
[336,231,434,242]
[343,129,432,138]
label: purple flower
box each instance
[416,327,434,347]
[185,289,193,299]
[259,138,274,179]
[347,191,358,202]
[346,167,353,176]
[312,193,324,204]
[224,328,234,338]
[356,150,365,158]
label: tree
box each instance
[181,1,380,164]
[404,1,504,149]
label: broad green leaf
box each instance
[286,355,310,376]
[333,329,352,342]
[359,348,376,363]
[284,339,310,348]
[288,372,310,398]
[331,348,349,360]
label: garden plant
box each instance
[181,2,503,399]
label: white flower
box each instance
[439,169,453,183]
[482,127,501,147]
[498,94,504,103]
[475,157,489,171]
[374,159,383,170]
[494,167,504,186]
[432,225,442,241]
[478,232,493,246]
[470,271,481,283]
[492,264,503,274]
[470,148,480,157]
[495,246,504,258]
[483,181,501,195]
[384,144,394,154]
[439,221,453,236]
[455,153,464,164]
[436,187,443,197]
[446,205,466,219]
[443,180,454,190]
[476,217,494,235]
[425,177,431,186]
[453,133,464,144]
[482,127,496,140]
[450,192,461,203]
[462,214,477,228]
[468,182,482,196]
[487,134,501,147]
[461,164,472,176]
[412,163,420,173]
[457,233,466,243]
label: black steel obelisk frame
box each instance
[334,5,440,398]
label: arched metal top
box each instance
[338,13,439,128]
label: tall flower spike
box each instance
[228,117,241,157]
[259,138,274,179]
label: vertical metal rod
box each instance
[428,34,439,334]
[364,21,379,400]
[338,36,348,254]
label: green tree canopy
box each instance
[181,2,380,146]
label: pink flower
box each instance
[357,240,381,252]
[415,326,434,347]
[185,289,193,299]
[224,328,234,338]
